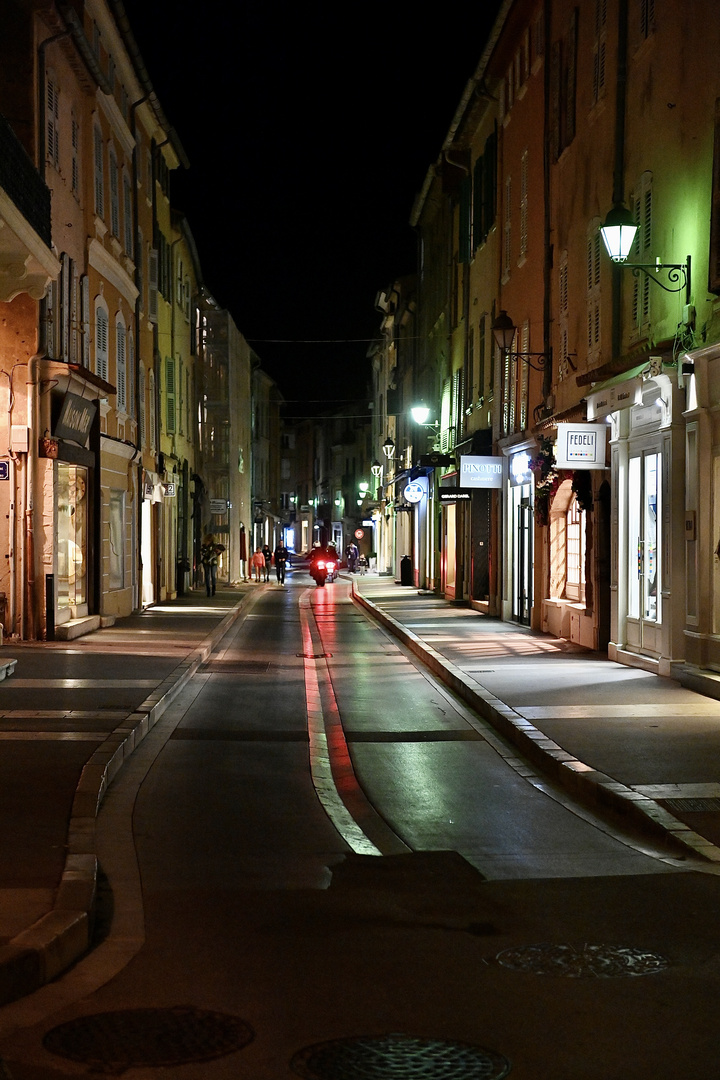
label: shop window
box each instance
[57,464,88,610]
[109,490,125,590]
[565,498,586,601]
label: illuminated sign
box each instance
[460,455,504,488]
[404,482,425,503]
[555,424,608,469]
[509,451,532,487]
[439,489,472,503]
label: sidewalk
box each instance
[352,575,720,867]
[0,585,252,1007]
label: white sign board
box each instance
[555,424,608,469]
[459,455,504,489]
[209,499,228,515]
[404,482,425,503]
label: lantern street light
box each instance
[491,311,554,371]
[599,203,691,301]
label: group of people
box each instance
[200,534,368,595]
[251,542,290,584]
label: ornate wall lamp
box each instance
[599,204,691,302]
[491,311,557,371]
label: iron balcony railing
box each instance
[0,113,52,248]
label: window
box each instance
[550,9,578,160]
[46,75,59,170]
[149,369,157,452]
[640,0,655,40]
[81,276,90,366]
[565,499,585,601]
[148,247,158,323]
[116,320,127,412]
[592,0,608,105]
[558,251,571,380]
[93,125,104,218]
[518,321,529,431]
[109,146,120,237]
[472,130,497,251]
[95,305,109,380]
[127,331,135,420]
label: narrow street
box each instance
[1,574,719,1079]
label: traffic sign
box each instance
[354,529,364,539]
[0,461,9,481]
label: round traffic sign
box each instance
[354,529,364,539]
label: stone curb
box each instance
[352,583,720,866]
[0,595,249,1008]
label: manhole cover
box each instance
[42,1006,253,1073]
[495,942,668,977]
[290,1033,510,1078]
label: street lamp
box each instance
[491,311,555,371]
[599,203,691,300]
[382,436,396,459]
[370,459,383,478]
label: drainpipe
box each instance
[611,0,630,360]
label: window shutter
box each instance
[61,253,71,361]
[139,364,146,445]
[81,275,90,366]
[503,176,512,278]
[520,150,529,259]
[166,357,176,433]
[96,308,108,381]
[459,175,471,264]
[148,248,158,323]
[127,332,135,419]
[109,149,120,237]
[116,323,126,412]
[123,173,133,256]
[149,370,156,452]
[47,78,59,168]
[564,9,578,145]
[71,114,79,195]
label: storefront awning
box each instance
[585,361,648,420]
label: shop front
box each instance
[587,362,685,674]
[502,442,535,625]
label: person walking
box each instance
[274,541,289,584]
[200,534,224,596]
[346,542,358,572]
[251,547,265,582]
[261,543,272,582]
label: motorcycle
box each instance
[310,558,337,587]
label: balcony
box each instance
[0,113,58,301]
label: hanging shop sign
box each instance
[54,392,96,446]
[555,424,608,469]
[459,455,504,489]
[162,482,176,497]
[209,499,228,515]
[0,461,9,480]
[509,451,533,487]
[403,481,425,503]
[439,489,472,503]
[586,376,643,420]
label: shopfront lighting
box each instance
[599,203,691,300]
[491,311,553,371]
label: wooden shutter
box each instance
[148,248,158,323]
[96,308,108,381]
[166,357,176,434]
[116,323,126,412]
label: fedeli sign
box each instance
[459,455,504,488]
[555,423,608,469]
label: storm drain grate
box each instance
[495,942,668,977]
[203,660,270,674]
[297,652,333,659]
[42,1006,254,1072]
[664,797,720,813]
[290,1033,510,1079]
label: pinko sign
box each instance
[459,456,504,489]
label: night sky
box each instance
[119,2,502,407]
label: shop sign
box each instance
[163,482,176,497]
[0,461,8,480]
[209,499,228,515]
[555,424,608,469]
[460,455,504,488]
[509,451,533,487]
[439,489,472,503]
[55,392,96,446]
[404,481,425,503]
[586,377,643,420]
[144,481,154,499]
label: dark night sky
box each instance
[119,2,502,407]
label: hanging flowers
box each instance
[530,436,560,526]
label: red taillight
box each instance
[317,560,326,569]
[327,562,336,571]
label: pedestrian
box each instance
[261,543,272,582]
[346,542,358,572]
[200,533,225,596]
[251,547,265,582]
[274,541,289,584]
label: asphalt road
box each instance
[1,576,719,1079]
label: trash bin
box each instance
[400,555,413,586]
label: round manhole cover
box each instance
[495,942,668,977]
[42,1006,254,1072]
[290,1033,510,1078]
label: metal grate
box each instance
[42,1006,253,1070]
[290,1033,510,1079]
[495,942,668,977]
[664,798,720,813]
